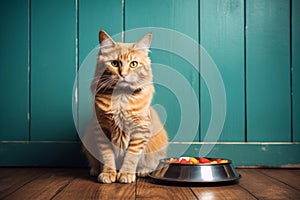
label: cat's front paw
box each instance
[117,171,136,183]
[98,171,117,184]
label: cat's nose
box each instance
[120,72,126,78]
[119,67,129,78]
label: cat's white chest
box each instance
[110,95,131,164]
[111,94,131,111]
[111,94,132,135]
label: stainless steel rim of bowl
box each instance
[150,157,241,183]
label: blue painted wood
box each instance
[0,0,299,167]
[0,0,29,140]
[31,0,77,141]
[292,0,300,142]
[79,0,122,65]
[246,0,291,142]
[200,0,245,142]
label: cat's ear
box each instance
[99,30,115,48]
[135,32,152,52]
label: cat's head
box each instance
[94,30,153,93]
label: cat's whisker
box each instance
[89,76,112,86]
[96,78,116,94]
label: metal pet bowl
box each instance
[150,157,241,183]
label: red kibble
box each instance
[166,157,229,165]
[180,158,189,164]
[199,157,211,163]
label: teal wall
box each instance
[0,0,299,167]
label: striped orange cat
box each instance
[83,30,168,184]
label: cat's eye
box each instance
[129,61,138,68]
[111,60,120,67]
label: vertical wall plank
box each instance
[292,0,300,142]
[125,0,199,142]
[31,0,77,140]
[0,0,28,140]
[200,0,245,142]
[79,0,122,65]
[246,0,291,141]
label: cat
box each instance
[82,30,168,184]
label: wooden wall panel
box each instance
[78,0,122,64]
[0,0,299,167]
[246,0,291,142]
[292,0,300,142]
[31,0,77,140]
[200,0,245,142]
[0,0,29,140]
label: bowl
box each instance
[150,157,241,183]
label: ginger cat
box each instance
[83,30,168,183]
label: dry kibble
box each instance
[166,157,228,165]
[189,157,199,164]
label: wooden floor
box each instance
[0,168,299,200]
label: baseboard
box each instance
[0,142,299,167]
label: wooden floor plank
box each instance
[259,169,300,191]
[136,178,197,200]
[3,168,79,200]
[191,184,256,200]
[238,169,300,199]
[2,168,300,200]
[0,168,45,199]
[53,172,135,200]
